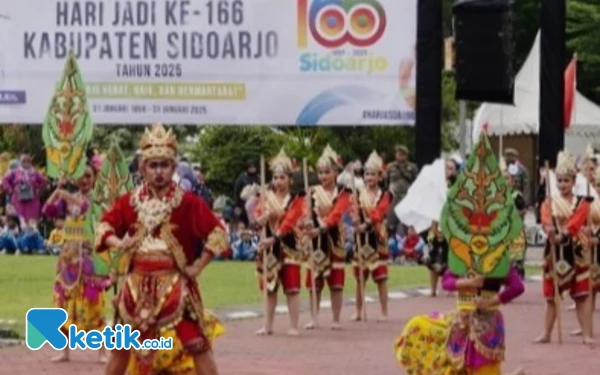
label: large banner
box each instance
[0,0,417,125]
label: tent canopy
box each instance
[472,30,600,143]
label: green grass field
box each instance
[0,256,540,334]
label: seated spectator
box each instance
[388,234,404,262]
[232,227,258,261]
[18,220,46,254]
[398,226,425,264]
[211,207,233,260]
[0,215,20,255]
[46,218,66,255]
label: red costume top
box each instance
[353,187,392,270]
[540,195,591,298]
[94,183,227,356]
[309,185,351,268]
[254,189,305,292]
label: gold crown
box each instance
[317,144,342,169]
[556,150,576,176]
[364,150,383,172]
[139,123,178,161]
[64,217,88,242]
[269,148,293,174]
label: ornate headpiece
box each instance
[269,148,293,174]
[139,123,178,161]
[364,150,384,172]
[582,144,596,166]
[317,144,342,170]
[556,150,576,177]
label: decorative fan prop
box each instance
[440,133,523,278]
[42,51,94,180]
[90,140,134,276]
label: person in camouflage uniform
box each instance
[504,148,530,206]
[386,145,418,235]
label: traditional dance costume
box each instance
[395,133,526,375]
[589,173,600,290]
[353,152,391,283]
[424,229,449,277]
[540,191,591,300]
[95,125,226,375]
[44,191,111,333]
[255,150,306,294]
[304,146,350,292]
[395,268,524,375]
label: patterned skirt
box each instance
[394,312,502,375]
[127,309,225,375]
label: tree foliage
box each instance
[567,0,600,103]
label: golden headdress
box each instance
[556,150,576,177]
[364,150,384,172]
[269,148,293,174]
[317,144,342,170]
[139,123,178,161]
[583,144,596,166]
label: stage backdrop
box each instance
[0,0,417,125]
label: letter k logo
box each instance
[26,308,68,350]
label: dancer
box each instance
[352,151,391,321]
[43,165,111,363]
[422,222,448,297]
[303,145,351,330]
[95,124,227,375]
[394,133,526,375]
[501,159,527,279]
[421,158,461,295]
[533,150,594,346]
[254,148,305,336]
[589,167,600,306]
[571,165,600,338]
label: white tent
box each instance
[471,30,600,158]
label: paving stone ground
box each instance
[0,285,599,375]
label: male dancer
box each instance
[95,124,227,375]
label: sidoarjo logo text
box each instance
[296,0,389,73]
[26,308,173,351]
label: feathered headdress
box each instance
[317,144,343,170]
[139,123,178,161]
[556,150,576,177]
[364,150,384,172]
[269,148,293,174]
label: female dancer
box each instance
[422,158,461,296]
[570,166,600,338]
[43,164,111,362]
[352,151,391,321]
[395,136,526,375]
[303,145,351,330]
[423,222,448,297]
[533,150,594,346]
[395,267,525,375]
[255,149,306,336]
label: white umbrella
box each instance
[394,158,448,233]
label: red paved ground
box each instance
[1,286,599,375]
